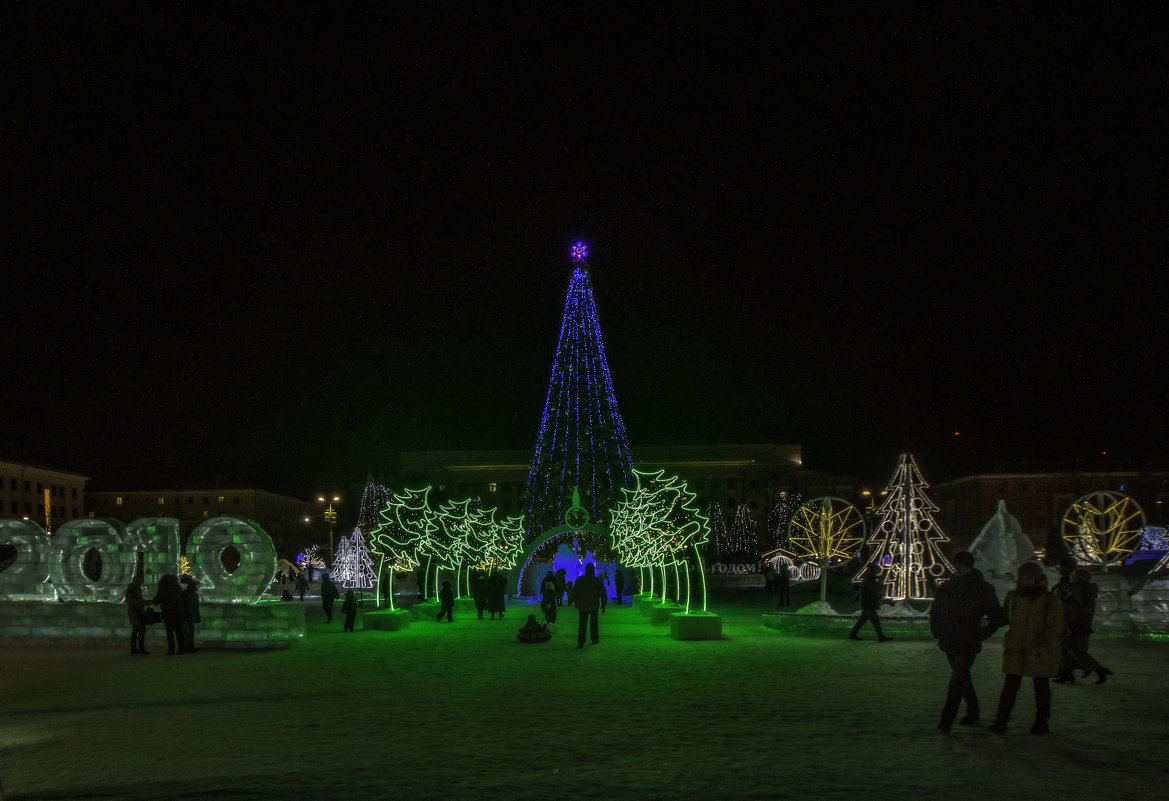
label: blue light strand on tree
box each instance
[525,244,635,538]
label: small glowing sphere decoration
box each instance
[570,241,588,262]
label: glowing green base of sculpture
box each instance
[631,593,655,612]
[362,609,411,631]
[411,601,441,621]
[670,611,722,640]
[650,602,685,626]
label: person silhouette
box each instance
[849,569,892,642]
[573,563,607,648]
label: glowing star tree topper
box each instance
[860,454,953,600]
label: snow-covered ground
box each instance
[1,585,1165,801]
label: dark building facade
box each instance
[84,489,322,558]
[0,460,89,532]
[931,471,1169,552]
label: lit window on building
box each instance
[158,496,166,505]
[116,497,123,506]
[217,496,225,504]
[489,483,497,492]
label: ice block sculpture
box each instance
[0,519,56,601]
[49,518,138,602]
[125,518,182,597]
[187,516,277,604]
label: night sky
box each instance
[5,4,1167,499]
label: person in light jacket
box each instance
[991,561,1063,735]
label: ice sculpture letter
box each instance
[125,517,183,596]
[187,516,277,604]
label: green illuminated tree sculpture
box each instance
[369,486,434,610]
[610,469,712,613]
[859,454,953,600]
[429,499,473,599]
[458,508,525,595]
[524,242,635,539]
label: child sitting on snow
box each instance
[517,614,551,643]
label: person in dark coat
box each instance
[849,569,892,641]
[125,575,151,655]
[471,570,488,619]
[1055,567,1112,684]
[295,571,308,601]
[540,571,558,623]
[341,590,362,632]
[573,563,607,648]
[151,573,186,655]
[929,551,1007,732]
[614,569,625,604]
[486,570,507,620]
[553,568,567,607]
[180,575,202,653]
[777,563,791,607]
[437,579,455,622]
[320,574,340,623]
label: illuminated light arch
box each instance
[1062,491,1146,566]
[513,523,615,596]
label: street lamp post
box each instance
[317,495,341,557]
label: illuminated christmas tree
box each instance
[727,504,757,562]
[765,490,802,551]
[524,242,635,538]
[333,528,376,590]
[357,474,393,536]
[704,500,728,562]
[332,535,354,584]
[860,454,953,600]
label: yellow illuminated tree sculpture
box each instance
[1062,491,1146,566]
[785,497,866,604]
